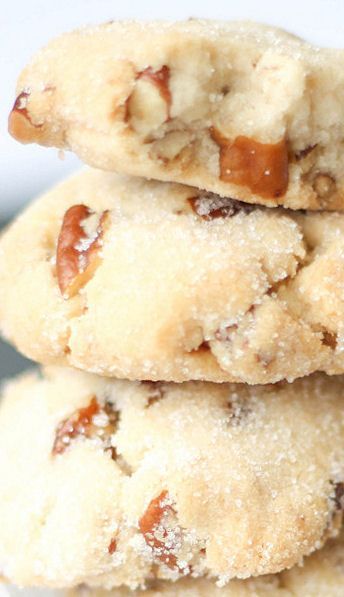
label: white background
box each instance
[1,0,344,219]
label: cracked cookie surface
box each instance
[2,169,344,383]
[1,368,344,588]
[8,20,344,210]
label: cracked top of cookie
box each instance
[8,20,344,210]
[1,168,344,383]
[1,367,344,588]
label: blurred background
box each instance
[1,0,344,380]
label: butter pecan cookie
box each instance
[68,531,344,595]
[2,169,344,383]
[9,20,344,210]
[1,367,344,588]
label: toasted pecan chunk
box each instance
[322,331,337,350]
[211,129,289,199]
[53,396,100,454]
[139,490,177,568]
[125,66,171,132]
[53,396,118,455]
[141,381,166,407]
[108,538,117,555]
[188,193,255,220]
[8,91,45,143]
[56,204,109,298]
[138,66,171,111]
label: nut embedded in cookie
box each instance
[1,367,344,587]
[126,65,171,135]
[2,168,344,383]
[210,129,289,199]
[8,89,52,144]
[8,20,344,209]
[56,204,109,298]
[139,491,180,569]
[66,528,344,596]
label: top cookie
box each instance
[8,20,344,210]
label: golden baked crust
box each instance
[9,20,344,210]
[1,367,344,588]
[68,530,344,595]
[1,169,344,382]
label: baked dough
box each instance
[1,169,344,383]
[1,367,344,587]
[9,20,344,210]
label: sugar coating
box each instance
[10,20,344,210]
[1,367,344,588]
[2,169,344,383]
[68,529,344,595]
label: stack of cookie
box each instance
[1,20,344,596]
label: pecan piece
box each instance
[322,331,337,350]
[108,538,117,554]
[141,381,166,407]
[8,86,55,145]
[194,340,210,352]
[53,396,99,454]
[138,66,171,111]
[56,205,109,298]
[139,490,177,568]
[125,66,171,134]
[52,397,118,455]
[211,129,289,199]
[188,193,255,220]
[8,91,45,143]
[11,92,30,118]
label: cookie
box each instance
[1,367,344,588]
[68,531,344,595]
[8,20,344,211]
[1,168,344,383]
